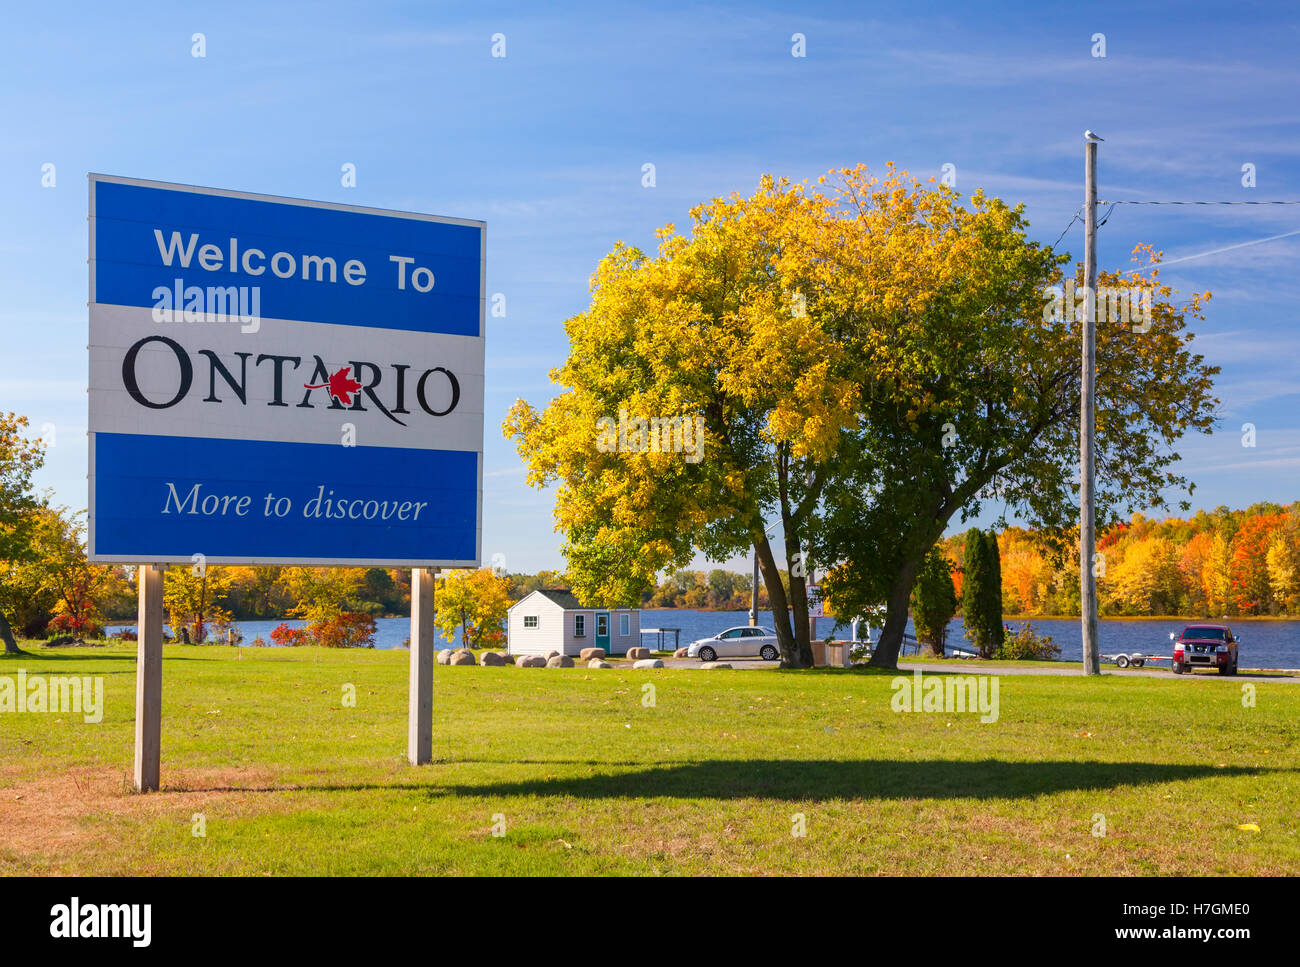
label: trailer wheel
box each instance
[1115,654,1129,668]
[1132,657,1145,668]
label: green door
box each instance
[595,612,610,652]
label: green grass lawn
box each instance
[1,642,1296,875]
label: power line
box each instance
[1050,207,1082,250]
[1097,199,1300,205]
[1077,199,1300,267]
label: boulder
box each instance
[545,650,561,659]
[436,649,454,665]
[450,649,477,666]
[579,647,606,661]
[480,651,508,666]
[626,646,651,660]
[515,654,546,667]
[701,661,733,669]
[632,658,664,669]
[588,659,612,669]
[673,647,688,658]
[546,654,574,668]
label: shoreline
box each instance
[104,612,1300,624]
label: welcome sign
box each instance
[88,175,484,566]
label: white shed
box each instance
[506,589,641,657]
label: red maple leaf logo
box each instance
[304,366,364,406]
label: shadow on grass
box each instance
[179,759,1280,802]
[4,651,210,664]
[434,758,1277,802]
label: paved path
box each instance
[650,656,1299,682]
[902,662,1299,683]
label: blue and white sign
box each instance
[88,175,484,566]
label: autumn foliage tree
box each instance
[504,175,857,667]
[281,567,364,623]
[1267,530,1300,613]
[507,167,1220,669]
[811,167,1218,667]
[163,565,234,643]
[25,508,125,640]
[1108,533,1180,615]
[1228,513,1283,614]
[435,568,512,648]
[936,503,1300,619]
[0,414,47,654]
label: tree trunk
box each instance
[868,554,926,669]
[784,533,814,667]
[0,611,22,655]
[754,534,814,668]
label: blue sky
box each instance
[4,1,1299,573]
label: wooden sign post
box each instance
[408,568,437,764]
[133,565,164,792]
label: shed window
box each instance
[574,614,586,637]
[620,613,630,637]
[523,615,538,629]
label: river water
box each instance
[109,609,1300,669]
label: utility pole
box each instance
[1081,132,1101,675]
[749,549,759,626]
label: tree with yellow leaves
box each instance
[504,174,854,666]
[435,568,511,648]
[1106,535,1180,615]
[280,567,364,624]
[162,564,234,643]
[0,413,46,654]
[506,165,1219,668]
[808,168,1218,666]
[1202,534,1233,616]
[1267,533,1299,613]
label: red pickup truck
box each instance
[1171,624,1239,676]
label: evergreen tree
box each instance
[985,530,1004,651]
[962,528,994,657]
[911,549,957,657]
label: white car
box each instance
[687,626,780,662]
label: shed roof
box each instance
[534,588,585,610]
[509,588,639,612]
